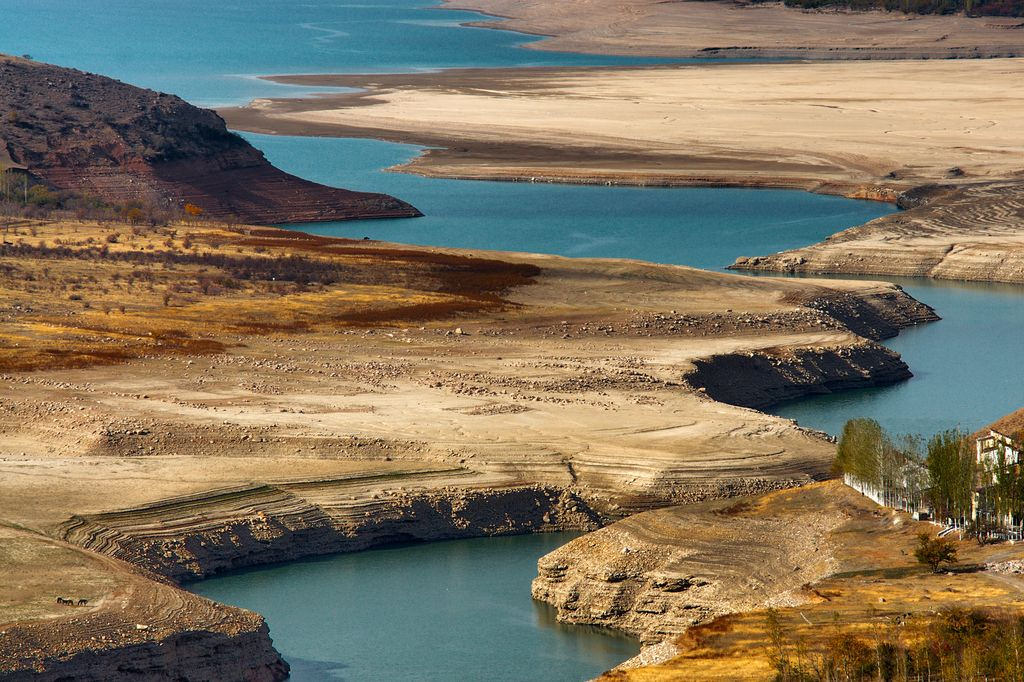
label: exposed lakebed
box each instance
[261,133,1023,438]
[5,1,1023,679]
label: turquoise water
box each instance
[257,134,895,268]
[190,533,638,681]
[0,0,667,107]
[772,276,1024,437]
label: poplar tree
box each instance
[925,430,975,525]
[835,418,887,486]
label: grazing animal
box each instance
[77,598,88,606]
[56,597,71,605]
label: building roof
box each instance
[978,407,1024,442]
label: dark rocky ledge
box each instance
[684,343,912,412]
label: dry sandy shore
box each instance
[0,217,935,677]
[228,59,1024,193]
[443,0,1024,59]
[223,58,1024,284]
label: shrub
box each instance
[913,532,958,572]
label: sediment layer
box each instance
[731,181,1024,284]
[2,624,288,682]
[684,343,911,411]
[443,0,1024,60]
[0,56,420,224]
[59,479,600,582]
[531,483,850,645]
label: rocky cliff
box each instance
[0,56,420,224]
[681,286,936,411]
[684,343,913,411]
[1,624,288,682]
[57,478,601,582]
[531,482,852,647]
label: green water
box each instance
[190,533,638,681]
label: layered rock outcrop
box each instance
[684,343,912,411]
[58,478,600,582]
[0,56,420,224]
[731,181,1024,284]
[531,482,850,646]
[1,623,288,682]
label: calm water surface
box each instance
[0,0,668,107]
[260,134,895,268]
[190,533,638,681]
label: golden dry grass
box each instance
[605,483,1024,680]
[0,217,538,371]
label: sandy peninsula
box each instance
[222,58,1024,284]
[443,0,1024,60]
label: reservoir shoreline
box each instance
[221,58,1024,285]
[1,234,937,678]
[4,1,1024,679]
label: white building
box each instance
[976,408,1024,469]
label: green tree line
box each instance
[836,418,1024,534]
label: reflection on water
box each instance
[190,533,639,681]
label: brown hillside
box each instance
[0,56,421,224]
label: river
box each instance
[3,1,1021,679]
[190,533,639,681]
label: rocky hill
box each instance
[0,56,420,224]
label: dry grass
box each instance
[605,482,1024,681]
[0,218,539,371]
